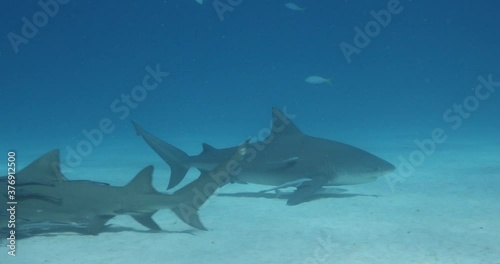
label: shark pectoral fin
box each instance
[265,157,299,171]
[258,178,312,193]
[86,215,114,235]
[230,175,248,184]
[132,212,161,231]
[171,206,206,231]
[287,176,329,206]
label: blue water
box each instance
[1,0,499,263]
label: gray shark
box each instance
[1,142,248,235]
[133,107,395,205]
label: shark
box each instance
[132,107,395,205]
[0,141,249,235]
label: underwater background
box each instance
[1,0,499,263]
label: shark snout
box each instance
[386,161,396,172]
[361,158,395,178]
[374,160,395,174]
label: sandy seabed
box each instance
[1,135,499,264]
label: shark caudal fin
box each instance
[132,121,190,190]
[171,140,250,230]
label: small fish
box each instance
[195,0,203,4]
[285,3,306,11]
[305,76,333,86]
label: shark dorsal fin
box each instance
[125,166,156,194]
[17,149,68,184]
[202,143,217,153]
[271,107,303,136]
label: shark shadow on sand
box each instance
[0,222,197,240]
[217,188,379,205]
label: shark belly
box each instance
[236,169,315,186]
[328,173,379,185]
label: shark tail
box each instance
[132,121,190,190]
[171,140,250,230]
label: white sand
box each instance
[2,134,499,264]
